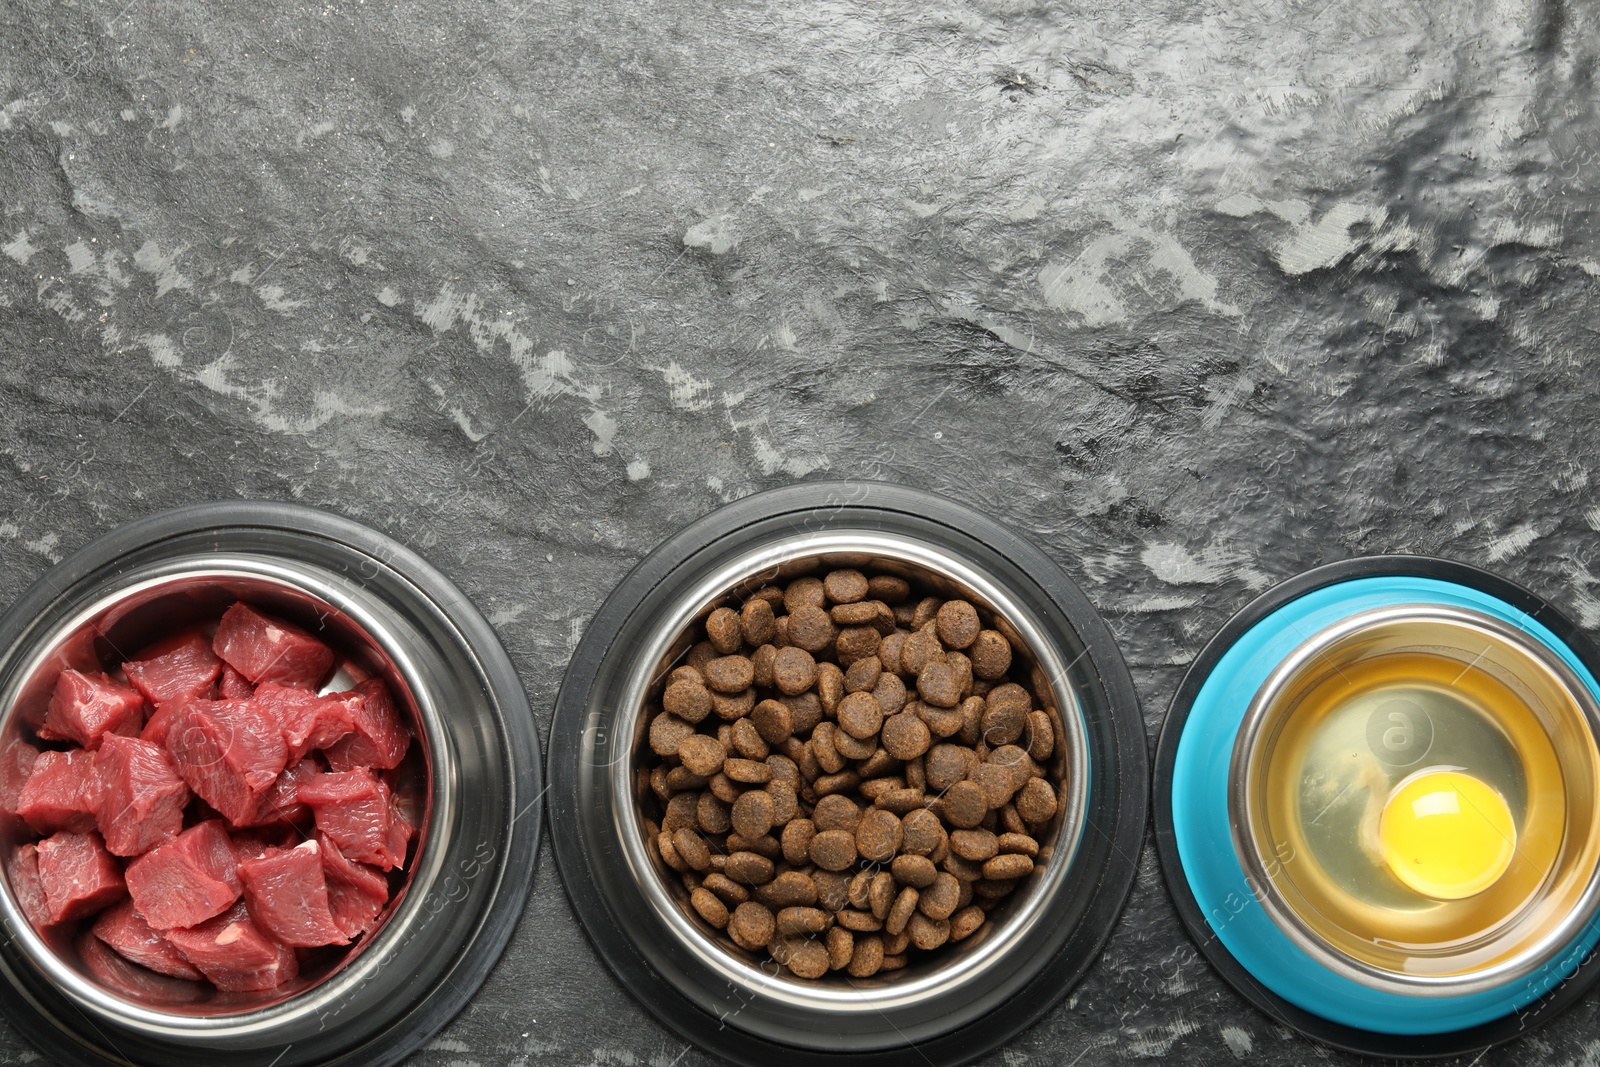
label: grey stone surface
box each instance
[2,0,1599,1063]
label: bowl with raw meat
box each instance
[0,503,540,1067]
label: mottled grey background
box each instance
[2,0,1598,1063]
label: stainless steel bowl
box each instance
[550,482,1146,1067]
[0,503,540,1067]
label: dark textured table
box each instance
[2,0,1598,1063]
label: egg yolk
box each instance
[1378,770,1516,900]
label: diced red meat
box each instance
[164,699,287,825]
[123,630,223,709]
[0,740,39,813]
[218,665,255,700]
[94,735,190,857]
[139,702,181,748]
[252,682,353,762]
[7,843,55,930]
[213,603,334,689]
[91,900,204,980]
[318,834,388,940]
[324,679,410,772]
[17,749,100,835]
[239,758,320,829]
[298,769,408,870]
[76,930,204,1004]
[165,901,299,992]
[238,840,349,948]
[124,820,240,930]
[35,831,126,923]
[38,671,144,750]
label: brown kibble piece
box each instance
[1015,777,1058,823]
[837,691,884,740]
[706,607,744,655]
[663,680,713,723]
[728,901,776,950]
[847,869,873,910]
[831,600,880,625]
[724,758,772,784]
[812,793,862,832]
[983,853,1034,880]
[950,906,985,941]
[751,699,793,745]
[878,631,907,675]
[750,644,778,688]
[704,872,749,905]
[875,788,926,814]
[997,832,1038,857]
[783,693,825,736]
[968,630,1012,679]
[704,655,756,694]
[786,939,830,979]
[918,872,961,920]
[867,574,911,603]
[941,781,987,829]
[781,819,816,865]
[814,770,861,797]
[981,683,1030,744]
[816,662,844,716]
[731,717,769,761]
[772,645,819,696]
[725,851,776,885]
[787,605,838,654]
[848,934,885,976]
[678,734,728,777]
[659,830,687,872]
[674,830,712,872]
[711,687,756,721]
[836,909,883,932]
[885,886,919,936]
[809,829,858,871]
[731,790,775,839]
[934,600,980,650]
[910,597,942,629]
[917,659,964,708]
[826,926,853,970]
[950,829,999,862]
[900,626,943,676]
[687,640,718,673]
[925,744,972,792]
[811,722,845,774]
[901,809,944,856]
[767,871,819,908]
[844,656,882,693]
[741,598,777,647]
[689,889,728,930]
[881,712,932,760]
[834,626,881,666]
[698,793,732,834]
[649,713,696,756]
[868,870,896,920]
[708,771,740,803]
[970,763,1020,809]
[766,780,798,825]
[873,673,909,715]
[783,576,825,614]
[891,854,938,888]
[957,696,984,746]
[855,809,904,863]
[1026,710,1055,761]
[777,906,830,937]
[832,728,876,761]
[907,912,950,951]
[823,569,869,604]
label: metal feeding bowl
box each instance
[1156,556,1600,1058]
[0,503,540,1067]
[549,482,1147,1067]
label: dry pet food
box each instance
[637,567,1063,981]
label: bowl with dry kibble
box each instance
[550,482,1146,1066]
